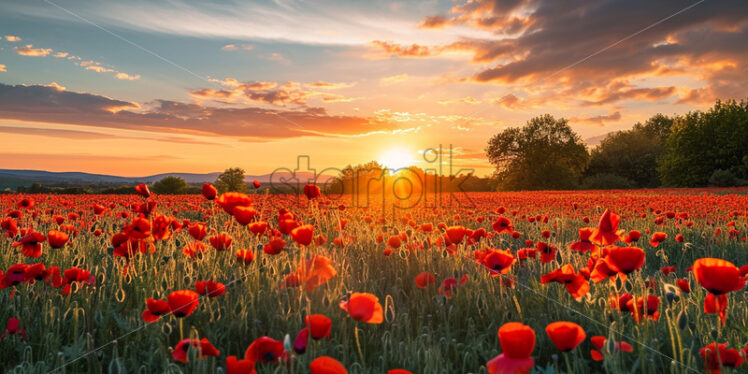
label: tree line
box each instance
[486,99,748,190]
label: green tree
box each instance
[659,100,748,187]
[151,176,188,194]
[486,114,589,190]
[215,167,247,193]
[586,114,673,188]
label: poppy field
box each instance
[1,187,747,374]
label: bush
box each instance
[708,169,737,187]
[580,173,635,190]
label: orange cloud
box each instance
[0,64,5,72]
[569,112,622,127]
[115,72,141,80]
[0,83,403,140]
[14,44,52,57]
[368,40,437,58]
[4,35,21,42]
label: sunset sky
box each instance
[0,0,746,177]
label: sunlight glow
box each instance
[378,147,414,170]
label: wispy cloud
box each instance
[4,35,21,42]
[379,73,408,86]
[0,64,6,72]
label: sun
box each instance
[378,147,414,170]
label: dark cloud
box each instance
[417,0,748,106]
[0,83,397,140]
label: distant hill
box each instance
[0,169,335,189]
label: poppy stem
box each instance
[179,318,184,341]
[563,351,573,374]
[354,326,365,366]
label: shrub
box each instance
[708,169,737,187]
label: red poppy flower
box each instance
[12,231,46,258]
[216,192,253,215]
[387,236,401,249]
[2,264,29,287]
[244,336,286,364]
[340,292,383,324]
[676,278,690,293]
[172,338,219,363]
[47,230,69,249]
[1,218,19,237]
[626,295,659,323]
[298,255,337,291]
[541,265,589,299]
[167,290,199,318]
[648,232,667,247]
[700,343,743,373]
[226,356,256,374]
[306,314,332,340]
[445,226,466,244]
[135,183,151,198]
[623,230,641,244]
[609,293,634,313]
[692,258,745,295]
[248,221,268,235]
[545,322,585,352]
[704,293,729,324]
[661,266,676,276]
[492,217,513,234]
[195,280,226,298]
[188,223,208,241]
[263,237,286,255]
[0,317,26,340]
[183,242,208,258]
[209,233,234,251]
[414,272,436,289]
[303,184,321,200]
[590,336,633,361]
[605,246,645,276]
[17,198,34,210]
[142,298,170,323]
[537,242,557,263]
[570,228,597,253]
[236,249,255,265]
[388,370,412,374]
[589,209,621,245]
[310,356,347,374]
[293,327,309,354]
[202,183,217,200]
[438,277,460,298]
[253,180,262,189]
[478,248,515,276]
[487,322,535,374]
[126,217,151,240]
[291,225,314,246]
[233,206,259,226]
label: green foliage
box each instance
[659,100,748,187]
[486,114,589,190]
[580,173,635,190]
[587,114,672,188]
[214,167,247,193]
[151,176,188,195]
[708,169,737,187]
